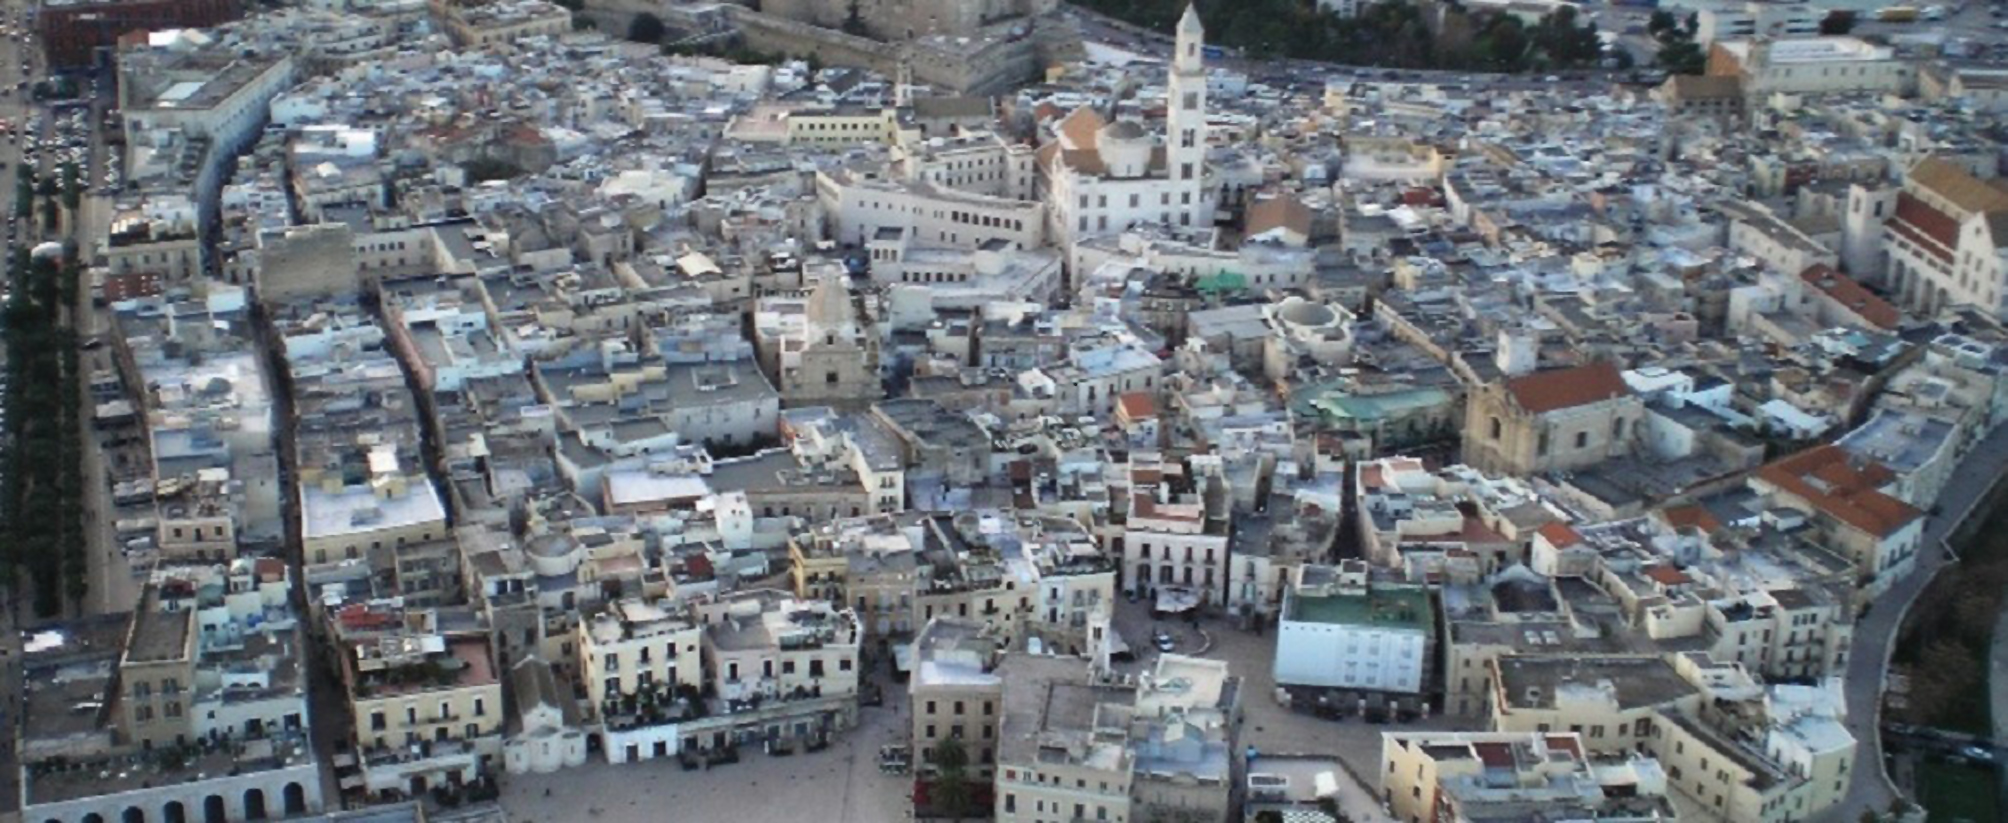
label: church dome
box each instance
[1098,119,1152,179]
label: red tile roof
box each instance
[1536,521,1584,548]
[1246,194,1313,238]
[1754,445,1922,539]
[1118,391,1158,421]
[1658,504,1723,535]
[1888,192,1957,262]
[1472,742,1514,769]
[1504,361,1631,414]
[1800,264,1900,330]
[1643,565,1692,586]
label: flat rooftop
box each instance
[1283,585,1430,632]
[125,597,194,664]
[301,479,447,541]
[1495,656,1698,712]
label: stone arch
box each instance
[243,788,267,821]
[202,795,225,823]
[283,782,307,815]
[161,800,187,823]
[81,815,104,823]
[122,808,145,823]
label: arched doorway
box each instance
[243,787,267,821]
[282,782,307,815]
[161,800,187,823]
[202,795,226,823]
[122,808,145,823]
[81,815,104,823]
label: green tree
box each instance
[1655,32,1706,75]
[463,157,523,183]
[1648,9,1677,38]
[929,738,972,819]
[60,163,80,211]
[1820,10,1857,35]
[627,11,665,44]
[840,0,869,36]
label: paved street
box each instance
[1826,420,2008,821]
[498,674,916,823]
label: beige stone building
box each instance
[1748,444,1923,588]
[761,276,881,410]
[578,598,705,717]
[1462,361,1642,476]
[993,654,1134,823]
[119,586,200,751]
[1380,731,1677,823]
[909,617,1005,779]
[1488,653,1855,823]
[432,0,571,47]
[300,443,449,566]
[331,600,505,796]
[696,589,862,705]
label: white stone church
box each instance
[1038,4,1217,248]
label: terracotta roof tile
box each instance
[1536,521,1584,548]
[1889,192,1957,261]
[1246,194,1313,239]
[1504,361,1631,414]
[1056,106,1105,150]
[1800,264,1900,330]
[1909,157,2008,215]
[1118,391,1158,421]
[1754,445,1921,539]
[1643,565,1692,586]
[1658,504,1723,535]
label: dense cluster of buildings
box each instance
[31,0,2008,820]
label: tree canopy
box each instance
[1073,0,1609,72]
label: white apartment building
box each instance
[1695,2,1819,45]
[1274,562,1430,694]
[1119,459,1231,603]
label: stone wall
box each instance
[722,4,1075,94]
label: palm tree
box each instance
[929,738,972,820]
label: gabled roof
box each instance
[1055,106,1105,150]
[1909,157,2008,215]
[1503,361,1630,415]
[1799,264,1899,330]
[1754,445,1922,539]
[1888,192,1957,261]
[1246,194,1313,239]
